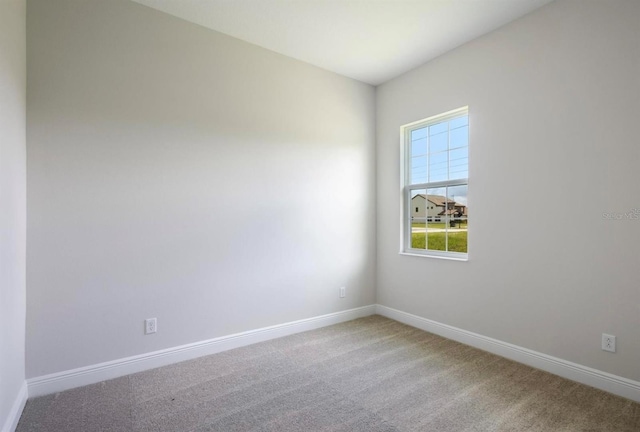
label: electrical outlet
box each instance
[602,333,616,352]
[339,287,346,298]
[145,318,157,335]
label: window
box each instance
[401,107,468,259]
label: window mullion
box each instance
[446,121,451,252]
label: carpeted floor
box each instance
[16,315,640,431]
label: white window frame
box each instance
[400,106,469,260]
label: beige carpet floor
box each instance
[16,315,640,431]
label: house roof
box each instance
[412,194,460,207]
[439,209,458,216]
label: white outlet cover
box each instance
[602,333,616,353]
[145,318,157,335]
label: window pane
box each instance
[429,122,447,136]
[410,155,427,184]
[449,146,468,180]
[426,187,447,252]
[446,184,468,253]
[410,128,428,184]
[450,124,468,149]
[410,115,469,185]
[449,115,468,129]
[411,127,427,141]
[428,152,448,182]
[429,130,448,154]
[410,189,426,249]
[411,137,427,157]
[449,146,468,163]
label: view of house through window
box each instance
[402,107,468,258]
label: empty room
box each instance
[1,0,639,430]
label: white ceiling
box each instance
[131,0,554,86]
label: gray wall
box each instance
[376,0,640,381]
[27,0,376,378]
[25,0,640,390]
[0,0,27,427]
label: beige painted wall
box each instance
[376,0,640,381]
[27,0,376,377]
[0,0,27,427]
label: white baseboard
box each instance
[27,303,640,404]
[376,304,640,403]
[28,305,376,397]
[2,381,27,432]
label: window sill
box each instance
[399,251,468,261]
